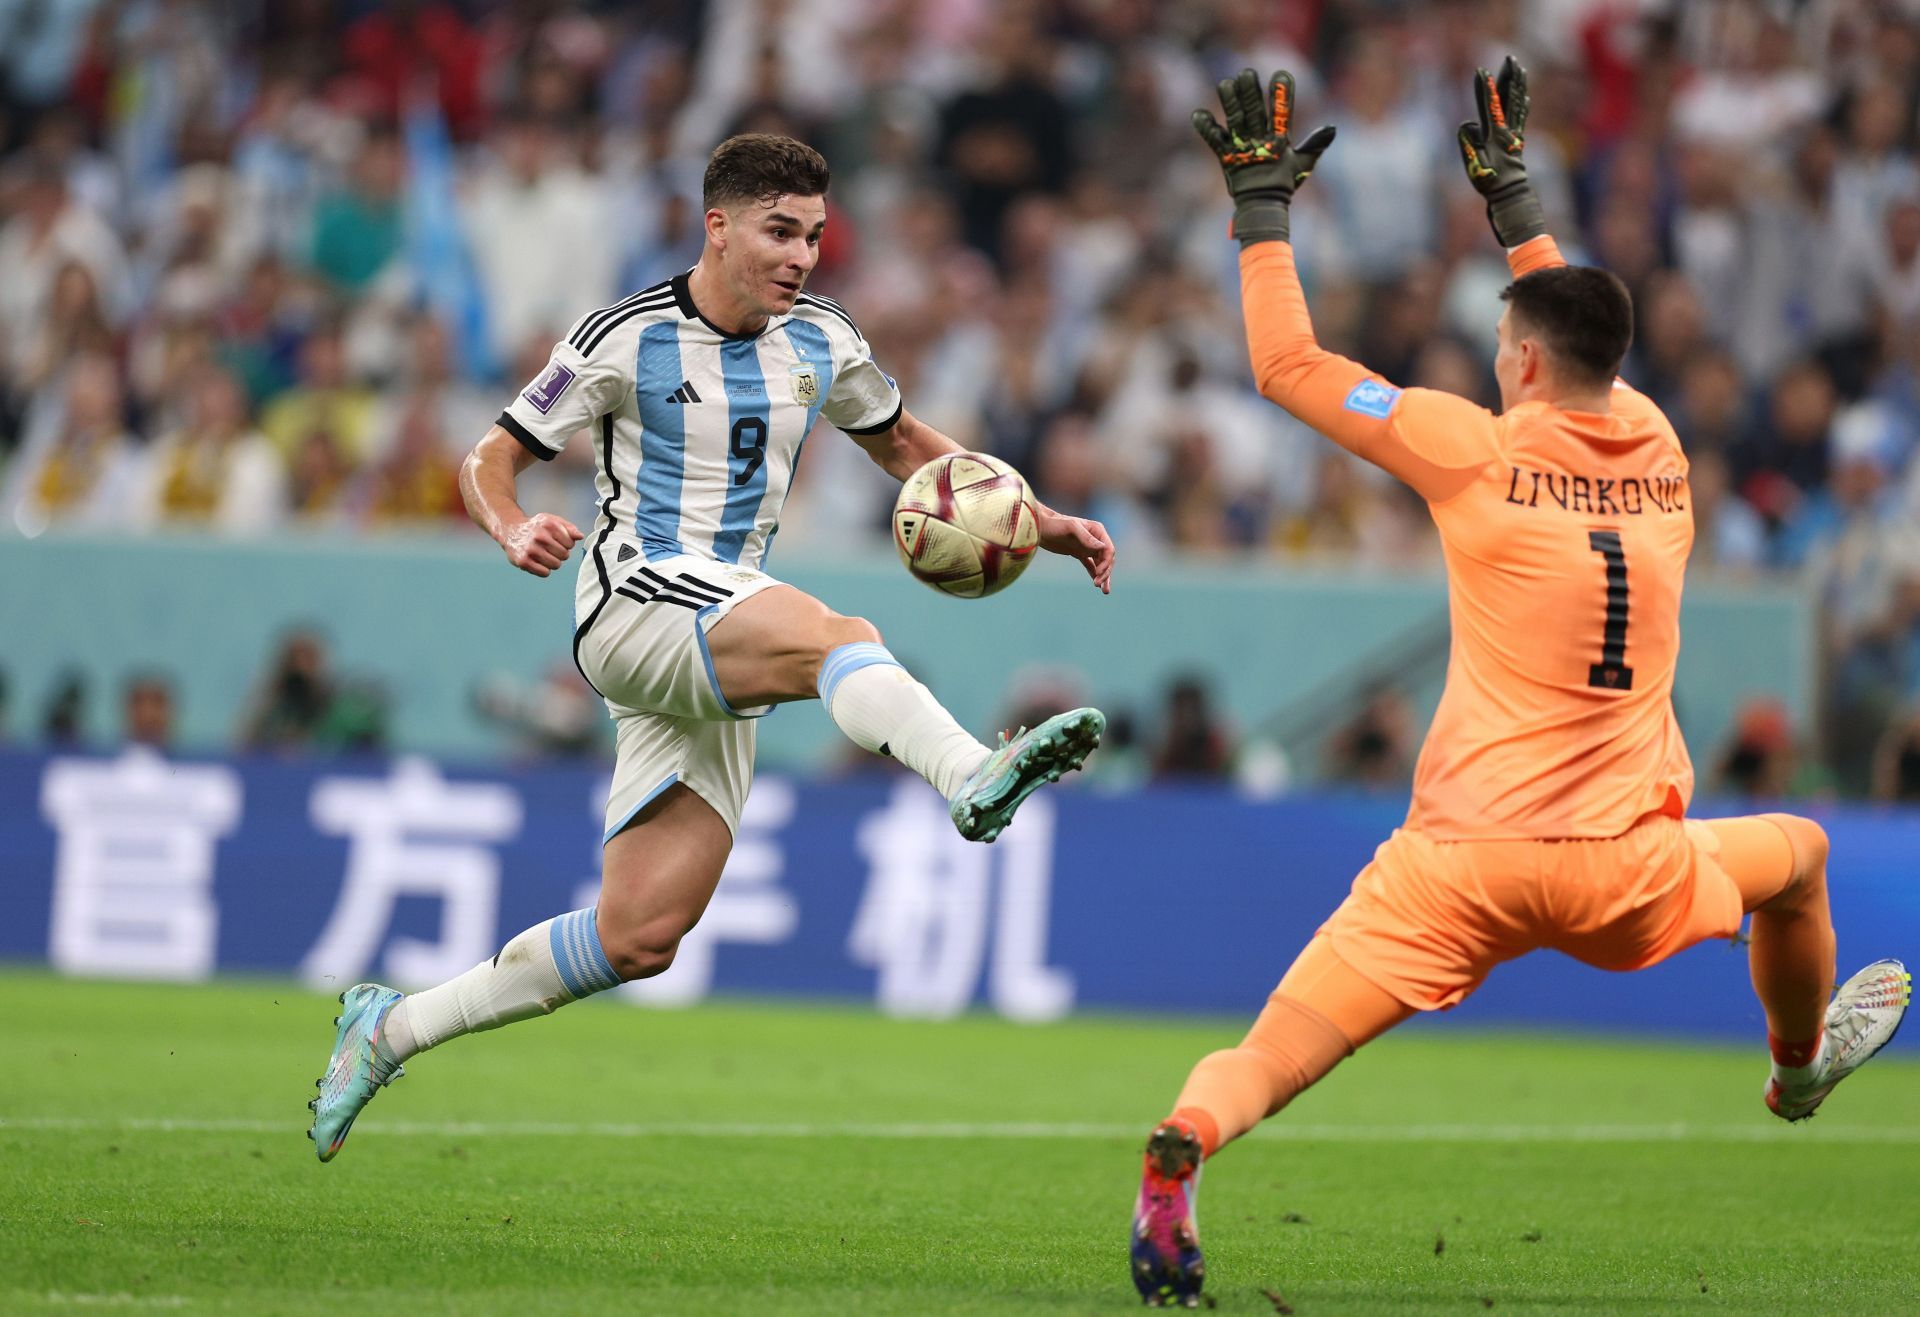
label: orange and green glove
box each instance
[1192,68,1335,248]
[1457,56,1548,248]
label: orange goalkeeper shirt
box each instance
[1243,235,1692,839]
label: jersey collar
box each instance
[672,271,782,341]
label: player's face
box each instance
[721,194,826,318]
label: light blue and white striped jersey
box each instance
[497,271,901,571]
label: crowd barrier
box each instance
[4,747,1914,1039]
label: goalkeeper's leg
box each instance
[1711,814,1908,1120]
[1131,936,1411,1305]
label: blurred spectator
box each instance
[260,326,376,470]
[359,396,464,525]
[240,628,336,751]
[123,671,175,751]
[2,352,140,534]
[1324,684,1416,788]
[42,668,86,746]
[1150,675,1232,780]
[340,2,488,141]
[1730,124,1870,386]
[309,127,405,294]
[1712,696,1829,800]
[1313,31,1442,282]
[934,8,1073,262]
[325,679,391,753]
[0,153,129,362]
[1687,448,1767,574]
[474,660,603,758]
[12,258,115,399]
[464,117,622,365]
[1736,359,1837,536]
[1671,348,1754,458]
[1870,704,1920,803]
[136,364,284,534]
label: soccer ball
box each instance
[892,452,1040,599]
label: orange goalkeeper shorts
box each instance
[1318,813,1746,1011]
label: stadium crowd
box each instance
[2,0,1918,793]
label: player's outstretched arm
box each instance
[1197,69,1495,501]
[1455,56,1565,278]
[459,426,583,578]
[851,408,1114,593]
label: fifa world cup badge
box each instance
[789,363,819,406]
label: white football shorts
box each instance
[573,538,786,840]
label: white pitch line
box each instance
[4,1116,1919,1144]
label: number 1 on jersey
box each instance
[1586,530,1634,691]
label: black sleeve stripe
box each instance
[841,398,903,436]
[568,279,674,350]
[796,292,862,339]
[568,289,650,349]
[579,293,676,356]
[498,411,559,460]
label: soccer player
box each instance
[1128,63,1911,1306]
[308,134,1114,1161]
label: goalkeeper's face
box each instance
[716,193,827,318]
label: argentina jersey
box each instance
[497,272,902,574]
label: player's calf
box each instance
[597,912,688,981]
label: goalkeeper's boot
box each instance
[1131,1118,1205,1308]
[308,983,405,1162]
[950,707,1104,843]
[1765,958,1910,1122]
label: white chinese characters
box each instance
[43,748,242,979]
[300,757,523,990]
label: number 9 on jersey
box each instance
[892,452,1040,599]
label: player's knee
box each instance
[828,613,882,648]
[599,916,686,981]
[1761,814,1829,909]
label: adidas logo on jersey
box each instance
[613,565,735,611]
[616,543,639,563]
[666,380,702,404]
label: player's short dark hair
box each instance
[1499,265,1634,389]
[703,134,830,211]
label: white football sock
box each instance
[1769,1030,1832,1088]
[818,642,990,800]
[379,908,621,1064]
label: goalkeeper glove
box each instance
[1457,56,1547,248]
[1192,68,1335,247]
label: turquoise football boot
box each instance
[308,983,404,1162]
[949,707,1105,843]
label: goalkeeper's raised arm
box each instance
[1195,68,1499,505]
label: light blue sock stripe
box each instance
[549,913,589,998]
[547,908,619,999]
[817,641,901,708]
[582,908,618,991]
[571,911,610,994]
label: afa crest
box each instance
[789,363,819,406]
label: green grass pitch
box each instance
[3,970,1915,1314]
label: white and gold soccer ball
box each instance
[891,452,1040,599]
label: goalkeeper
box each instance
[1126,60,1910,1309]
